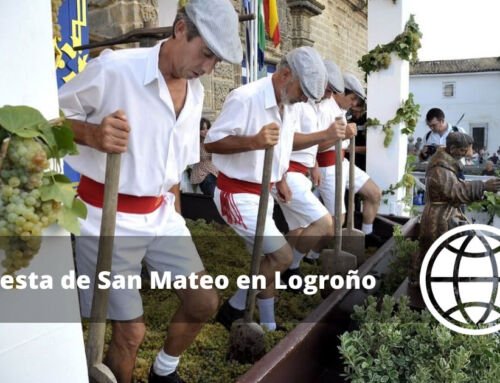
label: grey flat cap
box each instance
[343,73,366,100]
[323,60,344,94]
[286,47,327,102]
[185,0,243,64]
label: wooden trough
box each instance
[236,217,419,383]
[180,193,420,383]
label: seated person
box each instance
[482,160,496,176]
[190,117,218,196]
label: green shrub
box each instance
[339,296,500,383]
[379,225,419,296]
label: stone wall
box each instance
[88,0,151,39]
[85,0,368,117]
[311,0,367,79]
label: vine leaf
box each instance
[0,105,47,138]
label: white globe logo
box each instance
[420,224,500,335]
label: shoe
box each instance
[215,299,244,330]
[365,232,384,248]
[280,268,305,294]
[148,367,186,383]
[303,256,318,265]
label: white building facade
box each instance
[410,58,500,154]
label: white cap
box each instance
[185,0,243,64]
[343,73,366,100]
[323,60,344,93]
[286,47,327,102]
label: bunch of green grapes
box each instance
[0,136,60,275]
[383,124,395,147]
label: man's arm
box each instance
[205,123,279,154]
[169,184,181,213]
[67,109,130,153]
[317,122,355,152]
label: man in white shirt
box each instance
[58,1,242,382]
[312,73,383,254]
[420,107,464,161]
[277,60,346,290]
[205,47,345,331]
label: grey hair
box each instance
[172,8,200,40]
[278,56,290,70]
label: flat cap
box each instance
[185,0,243,64]
[343,73,366,100]
[286,47,327,102]
[323,60,344,94]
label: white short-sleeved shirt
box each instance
[289,102,320,168]
[59,41,203,196]
[317,97,348,152]
[205,77,298,183]
[424,123,465,146]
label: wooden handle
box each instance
[86,153,121,375]
[244,147,274,323]
[346,137,356,231]
[334,140,343,253]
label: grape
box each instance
[0,136,61,275]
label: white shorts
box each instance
[214,187,287,254]
[272,172,329,231]
[76,193,205,321]
[316,159,370,215]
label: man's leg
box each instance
[149,272,218,381]
[213,188,291,330]
[105,317,146,383]
[357,179,381,232]
[219,243,293,331]
[165,273,219,354]
[356,178,383,247]
[286,214,334,267]
[277,172,334,267]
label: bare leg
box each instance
[292,214,334,255]
[358,179,381,226]
[163,271,218,355]
[105,317,146,383]
[257,243,293,299]
[312,214,339,253]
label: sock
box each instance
[229,288,248,310]
[290,248,305,269]
[305,250,320,260]
[153,349,179,376]
[362,223,373,235]
[257,297,276,331]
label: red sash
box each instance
[78,176,163,214]
[316,150,345,167]
[287,161,309,176]
[216,172,273,195]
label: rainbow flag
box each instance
[264,0,280,47]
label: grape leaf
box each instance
[53,174,72,183]
[0,105,47,138]
[40,180,76,206]
[56,200,87,234]
[72,199,88,219]
[57,205,81,235]
[52,123,78,157]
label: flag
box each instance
[264,0,280,47]
[257,0,266,69]
[243,0,265,76]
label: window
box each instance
[443,82,455,97]
[471,124,488,152]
